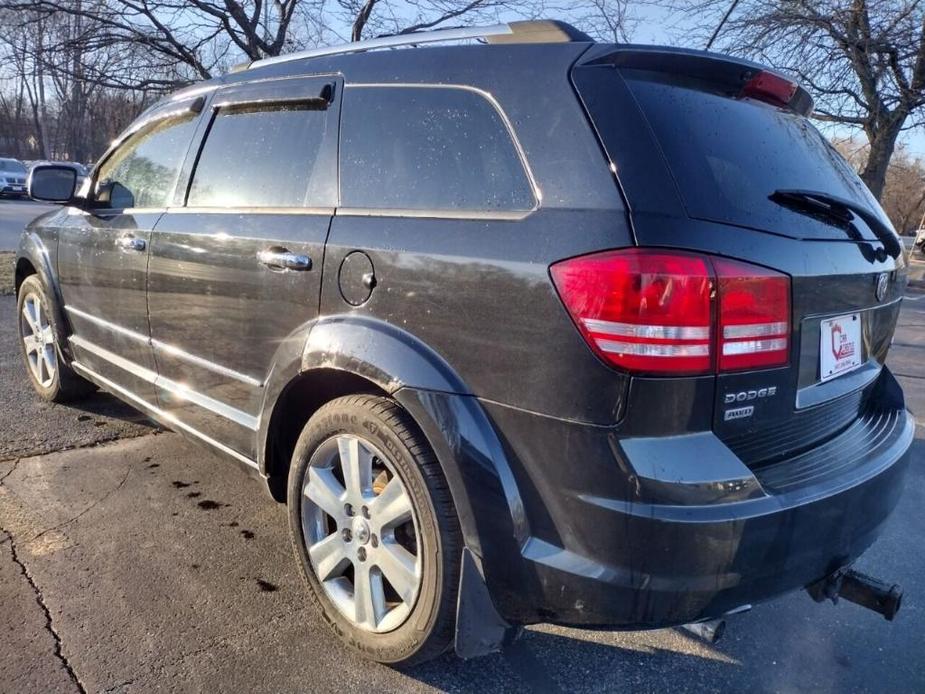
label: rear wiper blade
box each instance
[769,188,902,259]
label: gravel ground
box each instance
[1,252,13,295]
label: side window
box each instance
[96,114,197,209]
[340,86,535,212]
[187,102,329,208]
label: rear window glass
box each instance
[188,102,329,208]
[340,86,535,212]
[624,71,881,239]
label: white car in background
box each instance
[0,158,28,197]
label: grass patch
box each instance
[0,252,14,296]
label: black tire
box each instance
[16,274,94,403]
[287,394,462,666]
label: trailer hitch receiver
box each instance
[807,567,903,621]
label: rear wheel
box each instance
[288,394,461,665]
[17,274,93,402]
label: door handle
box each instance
[257,248,312,271]
[117,235,146,252]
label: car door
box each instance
[58,99,203,403]
[146,76,340,460]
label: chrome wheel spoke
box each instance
[32,297,43,335]
[34,349,46,383]
[337,435,372,500]
[308,533,350,582]
[42,344,57,382]
[375,541,418,606]
[353,563,386,629]
[24,298,39,334]
[305,467,346,520]
[370,477,412,530]
[23,334,40,355]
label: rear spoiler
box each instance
[577,44,814,117]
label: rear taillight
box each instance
[714,258,790,371]
[551,249,790,375]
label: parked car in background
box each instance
[15,20,913,666]
[0,157,28,197]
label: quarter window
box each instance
[340,86,534,212]
[96,114,197,209]
[187,102,329,208]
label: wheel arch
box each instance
[259,315,472,493]
[258,316,527,571]
[261,367,390,501]
[15,256,37,293]
[15,233,75,360]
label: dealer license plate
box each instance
[819,313,862,382]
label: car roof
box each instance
[164,20,596,104]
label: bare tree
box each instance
[1,0,316,85]
[341,0,527,43]
[561,0,634,42]
[676,0,925,200]
[835,136,925,232]
[0,0,638,163]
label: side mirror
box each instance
[95,179,134,209]
[28,165,77,203]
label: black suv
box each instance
[17,20,913,665]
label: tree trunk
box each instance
[861,118,904,200]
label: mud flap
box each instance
[454,547,519,659]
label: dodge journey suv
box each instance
[16,20,913,665]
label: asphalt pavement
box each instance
[0,199,58,251]
[1,292,924,693]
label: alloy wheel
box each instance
[19,293,57,389]
[301,434,423,633]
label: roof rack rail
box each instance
[245,19,591,71]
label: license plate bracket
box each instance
[819,313,862,382]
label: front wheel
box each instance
[17,274,93,402]
[287,394,462,666]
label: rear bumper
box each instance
[473,369,915,628]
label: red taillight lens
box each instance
[551,249,790,375]
[741,71,798,108]
[550,249,714,374]
[715,258,790,371]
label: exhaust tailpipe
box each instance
[680,605,751,644]
[808,567,903,621]
[680,618,726,644]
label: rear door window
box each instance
[339,86,535,213]
[187,101,330,208]
[621,70,883,240]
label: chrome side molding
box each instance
[65,305,263,387]
[69,335,258,431]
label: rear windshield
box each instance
[623,70,882,240]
